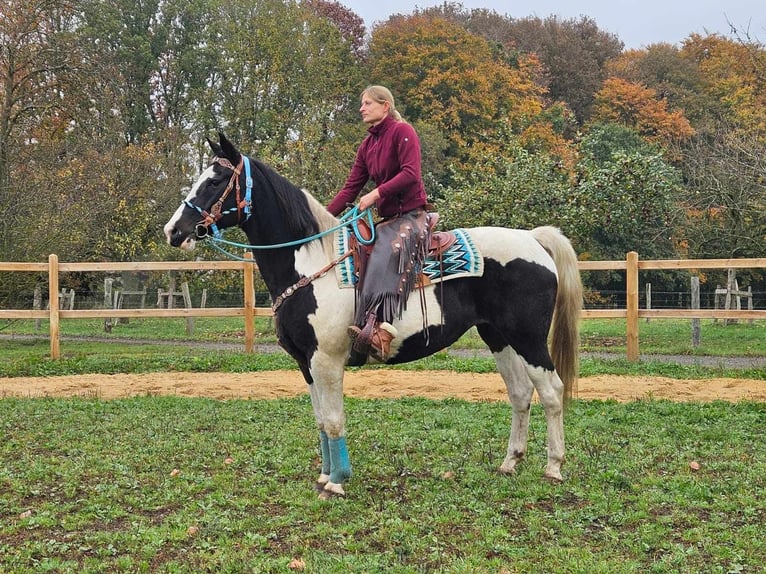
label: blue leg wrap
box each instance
[328,436,352,484]
[319,431,331,475]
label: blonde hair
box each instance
[362,85,403,121]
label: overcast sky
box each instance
[339,0,765,49]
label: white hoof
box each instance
[544,467,564,483]
[318,481,346,500]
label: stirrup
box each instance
[347,325,371,354]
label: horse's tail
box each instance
[531,226,583,401]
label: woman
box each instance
[327,85,431,361]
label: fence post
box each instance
[626,251,639,361]
[243,252,255,353]
[34,285,42,331]
[181,282,194,336]
[691,276,701,348]
[645,282,652,323]
[48,254,60,359]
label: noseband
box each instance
[185,156,253,239]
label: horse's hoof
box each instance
[544,471,564,483]
[318,481,346,500]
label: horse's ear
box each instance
[207,135,223,157]
[218,132,241,164]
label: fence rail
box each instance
[2,252,765,360]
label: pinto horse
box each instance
[164,133,583,498]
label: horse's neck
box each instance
[247,190,338,298]
[302,189,340,257]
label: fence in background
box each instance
[1,252,765,360]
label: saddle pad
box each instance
[335,227,483,288]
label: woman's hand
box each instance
[358,188,380,212]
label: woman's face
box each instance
[360,93,389,125]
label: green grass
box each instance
[1,396,764,573]
[0,317,278,344]
[1,340,765,380]
[2,318,766,380]
[1,317,765,572]
[579,318,766,357]
[4,317,766,356]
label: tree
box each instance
[573,124,685,261]
[591,78,694,151]
[301,0,367,59]
[439,124,575,234]
[201,0,365,200]
[681,126,766,259]
[681,34,766,133]
[0,0,83,260]
[498,15,624,124]
[606,44,706,123]
[367,14,564,166]
[78,0,166,143]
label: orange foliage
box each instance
[592,77,694,146]
[368,15,566,157]
[681,34,766,132]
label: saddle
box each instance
[349,212,456,289]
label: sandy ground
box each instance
[1,371,765,403]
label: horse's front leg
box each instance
[310,361,352,498]
[308,384,331,488]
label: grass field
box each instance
[1,396,764,573]
[1,318,765,572]
[2,318,766,380]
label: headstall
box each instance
[185,155,253,239]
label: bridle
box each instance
[184,155,253,239]
[177,155,377,313]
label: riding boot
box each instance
[369,322,397,362]
[347,314,397,361]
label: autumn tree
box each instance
[498,15,624,124]
[367,14,569,169]
[606,44,707,123]
[681,33,766,133]
[301,0,367,59]
[591,77,694,151]
[676,35,766,259]
[0,0,85,261]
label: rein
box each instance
[180,157,377,310]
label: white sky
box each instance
[340,0,765,49]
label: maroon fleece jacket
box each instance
[327,115,427,218]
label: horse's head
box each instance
[164,133,251,250]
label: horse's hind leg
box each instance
[493,346,536,476]
[531,367,565,481]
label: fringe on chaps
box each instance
[352,209,431,329]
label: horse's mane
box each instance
[250,158,323,237]
[249,157,340,256]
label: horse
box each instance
[164,133,583,498]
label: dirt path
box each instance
[1,371,764,402]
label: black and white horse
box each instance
[164,134,583,498]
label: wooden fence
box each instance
[1,252,765,360]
